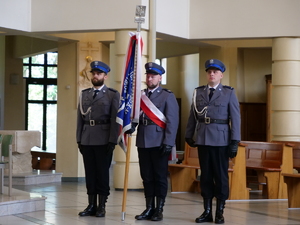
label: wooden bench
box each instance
[168,144,200,193]
[272,141,300,173]
[282,173,300,208]
[168,143,249,200]
[293,146,300,173]
[31,150,56,170]
[242,141,293,199]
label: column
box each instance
[272,38,300,141]
[112,30,148,189]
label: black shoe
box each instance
[215,199,225,224]
[95,195,107,217]
[195,210,213,223]
[195,198,213,223]
[78,195,97,216]
[215,211,224,224]
[95,207,106,217]
[150,197,165,221]
[78,205,96,216]
[135,208,155,220]
[135,197,155,220]
[151,210,163,221]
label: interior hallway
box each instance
[0,168,300,225]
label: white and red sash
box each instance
[140,92,166,129]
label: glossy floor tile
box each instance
[0,176,300,224]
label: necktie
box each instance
[209,88,214,100]
[148,91,152,98]
[93,90,100,99]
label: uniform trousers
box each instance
[81,144,113,196]
[197,145,229,200]
[137,147,169,198]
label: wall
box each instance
[243,48,272,103]
[13,36,57,58]
[0,36,4,130]
[161,57,180,96]
[189,0,300,39]
[56,41,84,178]
[2,1,300,41]
[0,1,31,31]
[156,0,190,39]
[4,36,25,130]
[2,0,300,42]
[30,0,147,32]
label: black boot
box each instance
[215,199,225,224]
[135,197,155,220]
[195,198,213,223]
[78,195,97,216]
[95,195,107,217]
[151,197,165,221]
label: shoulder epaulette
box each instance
[108,87,117,93]
[196,85,206,89]
[162,88,172,93]
[223,85,234,90]
[82,88,92,92]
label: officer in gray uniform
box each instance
[185,59,240,224]
[76,61,120,218]
[133,62,179,221]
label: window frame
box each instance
[24,52,57,151]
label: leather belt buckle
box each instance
[90,120,95,126]
[205,117,211,124]
[143,119,148,126]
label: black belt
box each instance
[198,118,229,124]
[140,119,156,125]
[85,119,110,126]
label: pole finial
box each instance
[135,5,146,32]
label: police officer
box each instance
[76,61,120,217]
[185,59,240,224]
[132,62,179,221]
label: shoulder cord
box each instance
[193,88,208,118]
[79,91,91,116]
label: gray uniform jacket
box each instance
[76,85,120,145]
[185,84,241,146]
[136,86,179,148]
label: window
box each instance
[155,58,167,85]
[23,52,58,151]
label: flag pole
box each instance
[121,5,146,221]
[121,135,132,221]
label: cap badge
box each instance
[210,59,214,64]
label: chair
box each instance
[0,135,13,196]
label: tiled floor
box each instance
[0,176,300,225]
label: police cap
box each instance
[205,59,226,73]
[145,62,165,75]
[90,61,110,74]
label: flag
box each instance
[116,32,143,152]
